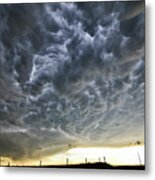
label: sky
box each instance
[0,1,145,166]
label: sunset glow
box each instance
[1,145,144,166]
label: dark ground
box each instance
[4,162,145,170]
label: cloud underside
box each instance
[0,1,144,161]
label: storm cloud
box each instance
[0,1,145,161]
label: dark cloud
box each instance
[0,1,145,161]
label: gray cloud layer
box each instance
[0,1,145,161]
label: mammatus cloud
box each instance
[0,1,144,161]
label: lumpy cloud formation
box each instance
[0,1,144,160]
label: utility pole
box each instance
[137,151,141,165]
[136,141,142,165]
[98,157,101,163]
[66,158,69,165]
[103,156,106,163]
[40,160,42,167]
[8,162,10,167]
[85,158,87,164]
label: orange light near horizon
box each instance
[0,145,144,166]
